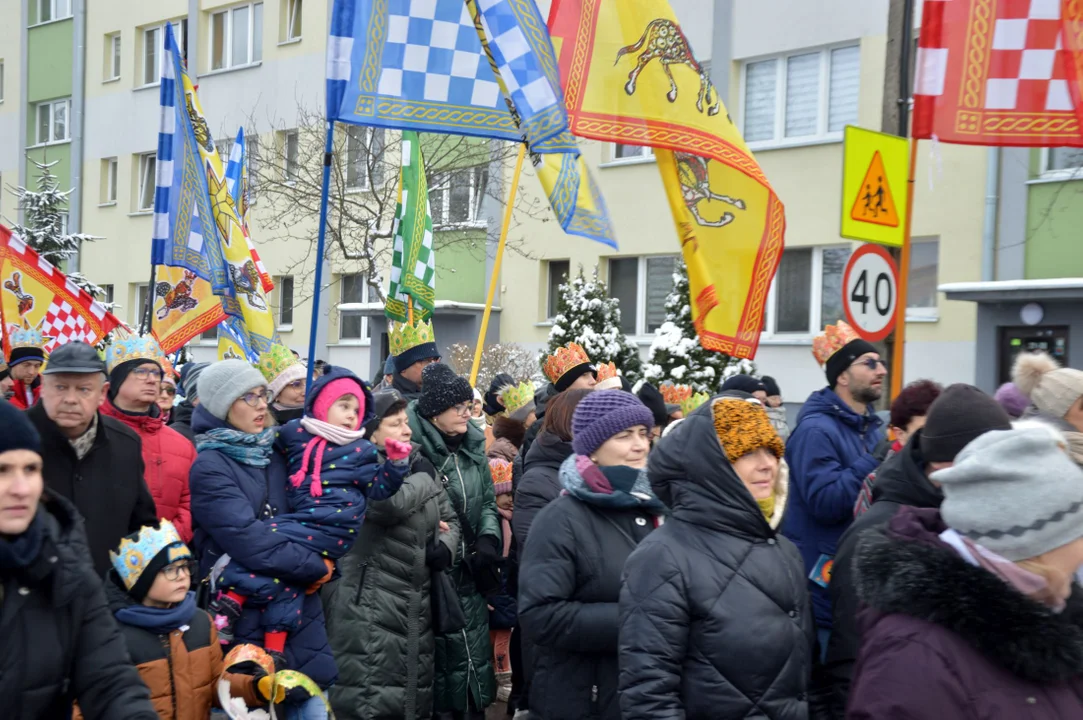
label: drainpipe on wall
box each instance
[69,0,87,269]
[981,147,999,282]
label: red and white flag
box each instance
[914,0,1083,145]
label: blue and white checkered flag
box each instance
[224,128,245,206]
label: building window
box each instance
[142,21,186,86]
[1042,147,1083,179]
[105,33,121,80]
[101,157,118,204]
[284,0,302,41]
[339,274,371,341]
[907,238,940,316]
[742,44,859,147]
[546,259,569,319]
[606,255,678,336]
[430,167,489,226]
[35,98,70,145]
[345,127,386,190]
[210,2,264,71]
[612,144,653,161]
[35,0,71,24]
[101,284,114,305]
[137,153,156,211]
[763,245,851,336]
[215,137,234,161]
[283,130,299,181]
[276,275,294,326]
[134,284,149,326]
[201,327,218,341]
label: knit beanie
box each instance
[8,346,45,368]
[418,363,474,418]
[197,360,268,422]
[761,376,782,397]
[484,373,515,416]
[383,354,396,376]
[826,339,879,388]
[635,381,669,428]
[919,384,1013,463]
[1012,352,1083,421]
[0,399,41,454]
[313,377,366,430]
[720,374,767,395]
[572,390,654,457]
[994,382,1030,419]
[363,389,407,437]
[110,520,192,602]
[490,458,513,496]
[108,359,162,402]
[934,427,1083,561]
[179,362,209,403]
[711,395,785,464]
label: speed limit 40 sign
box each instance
[843,244,898,342]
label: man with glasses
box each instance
[102,335,196,543]
[780,321,886,659]
[27,340,158,577]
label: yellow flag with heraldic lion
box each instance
[548,0,784,358]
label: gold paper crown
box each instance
[489,458,513,486]
[680,391,710,416]
[106,335,165,373]
[595,362,618,383]
[109,520,190,591]
[10,323,46,350]
[389,318,436,357]
[543,342,592,384]
[660,384,693,405]
[258,343,301,385]
[500,381,535,417]
[812,320,860,366]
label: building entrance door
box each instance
[998,326,1070,385]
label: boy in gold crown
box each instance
[389,319,441,401]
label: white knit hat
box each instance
[1012,352,1083,420]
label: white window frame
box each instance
[137,152,157,212]
[134,284,149,326]
[760,244,853,342]
[740,44,859,151]
[283,130,299,182]
[345,126,385,191]
[141,21,185,88]
[276,275,294,328]
[285,0,303,42]
[209,2,264,72]
[607,254,679,340]
[603,143,655,167]
[102,157,118,205]
[429,166,488,228]
[905,237,940,322]
[106,33,121,81]
[546,259,570,320]
[34,98,71,146]
[34,0,72,25]
[338,274,372,344]
[1038,148,1083,182]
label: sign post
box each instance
[843,244,899,343]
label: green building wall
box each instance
[25,17,74,191]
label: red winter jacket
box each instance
[102,398,195,541]
[9,377,41,410]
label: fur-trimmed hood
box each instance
[855,506,1083,683]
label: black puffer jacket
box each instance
[0,494,157,720]
[518,459,659,720]
[824,431,943,717]
[512,430,573,551]
[168,400,196,443]
[619,399,814,719]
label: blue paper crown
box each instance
[106,335,165,373]
[10,325,45,349]
[109,520,191,591]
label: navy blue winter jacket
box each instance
[780,387,882,630]
[189,404,338,688]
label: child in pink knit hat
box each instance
[208,367,411,665]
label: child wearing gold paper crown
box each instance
[95,520,271,719]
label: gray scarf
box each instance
[70,413,98,460]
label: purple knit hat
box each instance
[572,390,655,457]
[994,382,1030,419]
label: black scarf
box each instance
[0,512,45,570]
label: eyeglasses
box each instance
[132,367,164,382]
[240,389,274,408]
[850,358,887,371]
[452,402,473,417]
[161,560,193,581]
[284,379,305,390]
[160,385,177,396]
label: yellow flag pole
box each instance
[469,143,526,386]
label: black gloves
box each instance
[284,685,315,706]
[425,539,453,571]
[474,534,501,564]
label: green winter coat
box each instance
[322,447,461,719]
[408,401,500,713]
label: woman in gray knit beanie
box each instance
[846,426,1083,718]
[1012,351,1083,465]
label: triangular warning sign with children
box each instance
[850,151,899,227]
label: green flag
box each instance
[385,131,436,323]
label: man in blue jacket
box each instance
[781,326,885,655]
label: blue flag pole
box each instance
[306,121,336,389]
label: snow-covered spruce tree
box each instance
[6,158,108,303]
[642,258,754,392]
[545,265,642,382]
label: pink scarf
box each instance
[289,417,367,497]
[941,528,1063,612]
[497,507,513,558]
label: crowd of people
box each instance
[5,315,1083,719]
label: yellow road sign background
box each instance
[841,125,909,248]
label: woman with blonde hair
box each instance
[847,426,1083,719]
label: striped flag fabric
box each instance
[385,131,436,323]
[223,127,274,293]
